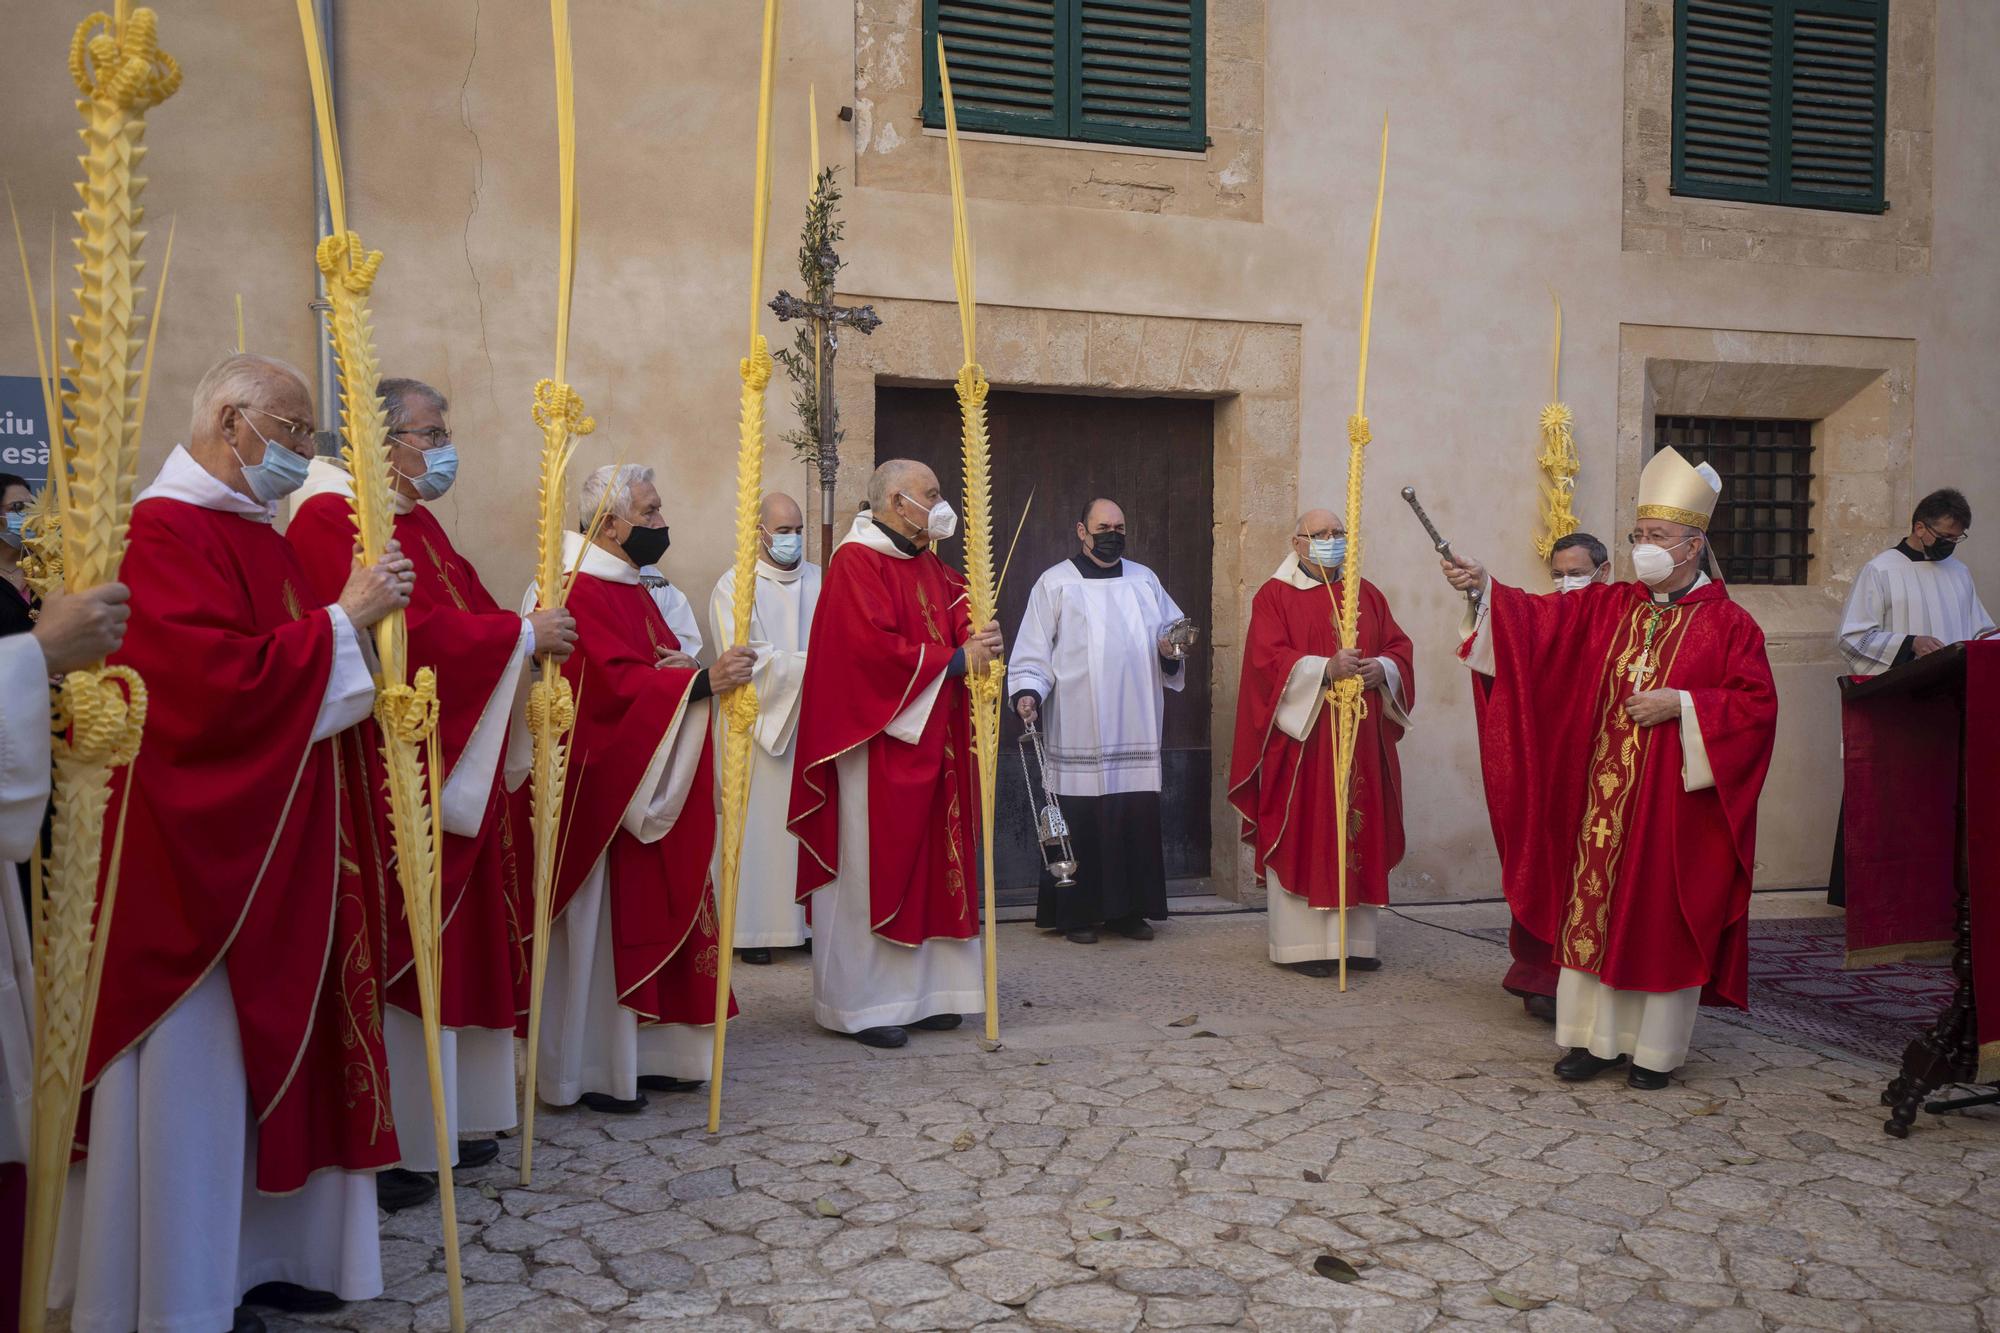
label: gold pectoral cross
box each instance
[1625,654,1653,689]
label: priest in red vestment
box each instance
[522,463,751,1114]
[1446,447,1777,1090]
[52,354,413,1333]
[788,460,1003,1049]
[287,378,574,1196]
[1229,508,1414,977]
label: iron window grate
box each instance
[1653,415,1817,586]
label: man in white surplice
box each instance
[0,580,130,1318]
[1829,485,1994,905]
[1009,497,1187,944]
[522,464,753,1114]
[707,492,819,963]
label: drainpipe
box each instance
[309,0,339,455]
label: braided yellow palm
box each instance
[19,11,174,1330]
[297,1,462,1324]
[1533,295,1579,559]
[1325,116,1389,995]
[707,0,781,1134]
[938,41,1004,1043]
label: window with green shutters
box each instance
[921,0,1208,153]
[1672,0,1889,213]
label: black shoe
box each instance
[1065,928,1099,944]
[376,1167,438,1213]
[1108,917,1155,941]
[1347,956,1382,972]
[580,1091,649,1115]
[1290,961,1337,978]
[456,1137,500,1169]
[243,1282,343,1314]
[800,938,812,954]
[739,948,773,965]
[232,1309,268,1333]
[637,1075,704,1093]
[1553,1048,1628,1082]
[1523,994,1557,1023]
[852,1026,908,1049]
[910,1013,962,1031]
[1627,1064,1671,1091]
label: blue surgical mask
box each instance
[3,512,23,549]
[1308,536,1346,569]
[767,531,803,566]
[404,442,459,501]
[232,420,312,503]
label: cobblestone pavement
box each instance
[274,906,2000,1332]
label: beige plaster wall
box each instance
[1,0,1994,900]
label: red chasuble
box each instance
[1228,575,1414,910]
[85,498,397,1192]
[288,493,530,1029]
[787,536,979,946]
[1467,579,1776,1007]
[550,566,734,1025]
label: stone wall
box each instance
[853,0,1265,221]
[1623,0,1936,273]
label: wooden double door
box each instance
[874,386,1214,907]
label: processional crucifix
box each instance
[770,160,881,562]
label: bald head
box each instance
[868,459,944,546]
[759,491,805,567]
[1292,508,1347,574]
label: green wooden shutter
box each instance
[1784,1,1888,210]
[923,0,1207,152]
[1672,0,1887,214]
[923,0,1066,139]
[1072,1,1206,150]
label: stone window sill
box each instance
[918,124,1209,162]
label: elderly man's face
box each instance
[231,376,316,462]
[621,479,665,534]
[387,395,451,500]
[1290,510,1345,567]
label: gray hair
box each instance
[377,377,448,433]
[580,463,655,528]
[189,352,309,435]
[867,458,925,515]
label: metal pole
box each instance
[309,0,339,455]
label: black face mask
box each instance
[1090,531,1126,563]
[620,522,671,569]
[1927,536,1957,562]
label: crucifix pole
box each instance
[772,252,879,564]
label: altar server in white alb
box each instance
[1838,487,1993,674]
[708,491,820,964]
[1009,498,1188,944]
[1828,486,1993,906]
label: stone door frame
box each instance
[821,298,1302,901]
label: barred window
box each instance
[1652,416,1816,586]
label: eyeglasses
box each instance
[1297,529,1343,541]
[240,404,315,443]
[1922,521,1968,546]
[389,427,453,449]
[1626,531,1695,548]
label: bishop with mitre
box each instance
[287,377,576,1194]
[54,354,413,1331]
[1445,447,1777,1090]
[525,464,751,1113]
[1228,508,1414,976]
[788,460,1002,1049]
[707,491,819,962]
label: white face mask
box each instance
[1631,538,1694,588]
[900,492,957,541]
[1552,572,1598,594]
